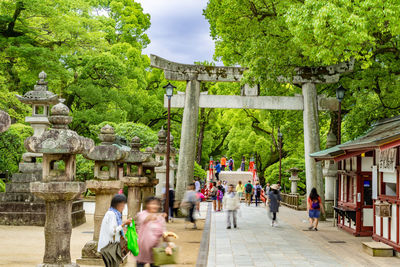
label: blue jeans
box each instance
[309,209,320,218]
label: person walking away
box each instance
[236,181,244,201]
[182,183,198,229]
[214,161,221,181]
[98,194,132,267]
[216,181,225,211]
[254,182,262,207]
[244,181,253,206]
[223,184,240,229]
[221,156,227,171]
[308,187,325,231]
[194,178,201,192]
[228,157,234,171]
[268,184,282,227]
[240,156,246,171]
[136,197,177,267]
[168,188,175,222]
[210,182,218,212]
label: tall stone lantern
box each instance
[121,137,160,218]
[77,125,127,265]
[288,167,302,194]
[25,99,94,267]
[323,131,338,218]
[16,71,58,141]
[154,127,176,197]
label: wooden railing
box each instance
[280,193,305,210]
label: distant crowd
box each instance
[213,156,253,180]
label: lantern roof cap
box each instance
[16,71,58,105]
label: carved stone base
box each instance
[76,240,102,265]
[325,199,334,218]
[37,263,78,267]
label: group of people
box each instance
[98,194,177,267]
[210,179,325,230]
[97,179,325,266]
[214,156,254,180]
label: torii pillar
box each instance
[282,61,354,198]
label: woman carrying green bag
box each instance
[136,197,178,267]
[98,194,132,267]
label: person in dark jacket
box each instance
[268,184,282,227]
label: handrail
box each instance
[280,193,305,210]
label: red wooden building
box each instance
[311,116,400,251]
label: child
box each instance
[223,184,240,229]
[217,187,224,211]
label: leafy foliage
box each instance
[0,123,32,173]
[90,121,158,148]
[264,157,306,195]
[194,162,207,182]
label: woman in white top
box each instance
[98,194,132,264]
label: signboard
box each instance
[378,148,396,173]
[372,165,378,200]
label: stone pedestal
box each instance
[288,167,302,194]
[31,181,85,267]
[290,178,300,194]
[122,177,158,218]
[77,180,123,265]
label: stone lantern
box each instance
[154,127,177,197]
[0,73,85,227]
[16,71,58,177]
[323,131,338,217]
[289,167,302,194]
[121,137,160,218]
[0,110,11,133]
[77,125,127,265]
[16,71,58,137]
[26,99,94,267]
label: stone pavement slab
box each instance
[207,203,400,267]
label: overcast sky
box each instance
[137,0,216,65]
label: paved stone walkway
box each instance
[207,203,399,267]
[207,204,340,266]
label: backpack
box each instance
[245,184,253,193]
[229,159,233,166]
[311,199,320,209]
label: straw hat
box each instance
[271,184,280,190]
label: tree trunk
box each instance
[329,111,339,144]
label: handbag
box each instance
[152,246,179,265]
[119,232,129,258]
[100,232,128,267]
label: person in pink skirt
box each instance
[135,196,176,267]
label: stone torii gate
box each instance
[151,54,353,200]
